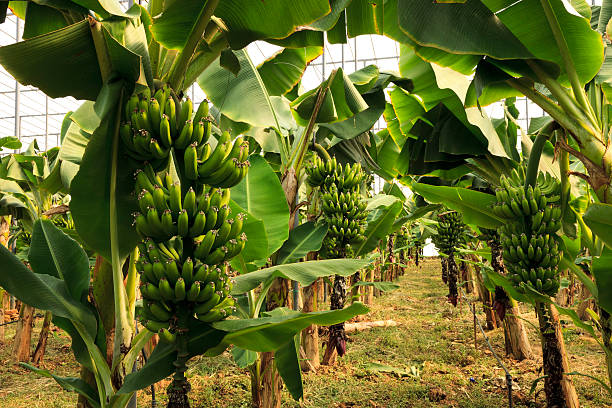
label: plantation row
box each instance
[1,1,612,408]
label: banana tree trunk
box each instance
[535,302,580,408]
[447,253,458,307]
[599,309,612,391]
[472,261,497,330]
[257,168,298,408]
[31,311,52,365]
[12,303,34,362]
[301,251,320,372]
[321,274,347,366]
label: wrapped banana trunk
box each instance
[493,166,562,296]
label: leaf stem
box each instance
[291,70,337,173]
[538,0,594,118]
[253,278,276,318]
[168,0,220,91]
[109,88,132,376]
[524,126,552,189]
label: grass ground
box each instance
[0,258,610,407]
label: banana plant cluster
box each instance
[493,166,563,297]
[121,85,251,404]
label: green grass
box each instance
[1,258,611,407]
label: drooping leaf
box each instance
[355,201,403,256]
[216,0,332,49]
[411,183,503,229]
[0,20,102,100]
[215,302,369,351]
[583,203,612,249]
[276,221,328,264]
[232,259,369,294]
[0,245,97,336]
[258,46,323,96]
[119,322,226,393]
[20,364,100,408]
[230,155,290,257]
[70,80,140,262]
[198,49,295,130]
[274,334,302,400]
[29,220,90,302]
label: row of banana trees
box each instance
[2,0,612,407]
[0,1,413,407]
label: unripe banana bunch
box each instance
[494,166,562,296]
[395,226,409,249]
[193,131,250,189]
[433,211,465,254]
[307,155,368,258]
[321,191,368,219]
[121,86,213,165]
[478,227,498,243]
[132,166,245,250]
[137,238,237,341]
[306,156,365,191]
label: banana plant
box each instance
[0,1,369,406]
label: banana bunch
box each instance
[307,155,368,258]
[137,237,237,341]
[493,166,562,296]
[132,165,245,252]
[395,226,409,251]
[121,86,213,164]
[433,211,466,254]
[306,156,365,191]
[193,131,250,188]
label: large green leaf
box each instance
[215,302,369,351]
[584,203,612,249]
[258,46,323,96]
[150,0,213,50]
[198,49,295,130]
[70,80,140,262]
[29,220,90,302]
[216,0,331,49]
[397,0,604,85]
[397,0,531,59]
[0,245,97,336]
[276,221,328,264]
[228,200,268,265]
[592,248,612,314]
[230,155,290,257]
[232,259,369,294]
[20,364,100,408]
[355,201,403,256]
[412,183,503,229]
[21,3,69,40]
[292,67,369,124]
[273,330,302,400]
[0,20,102,100]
